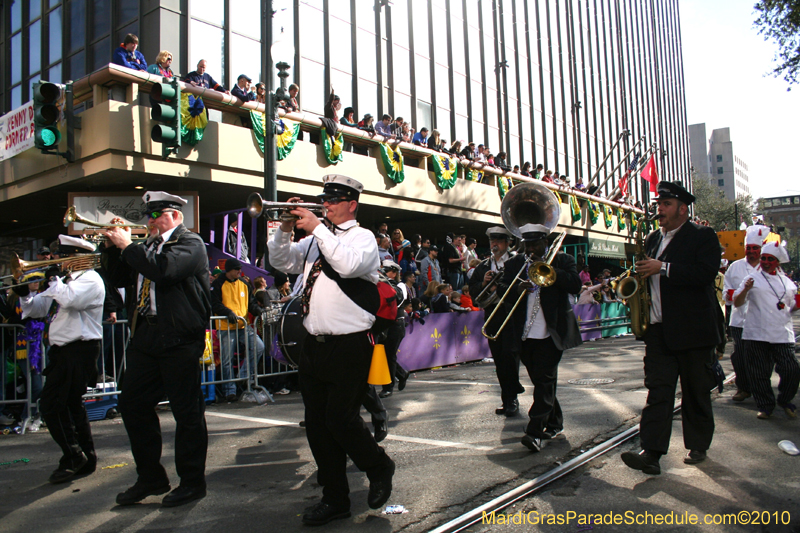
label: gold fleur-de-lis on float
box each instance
[431,328,442,349]
[461,325,471,345]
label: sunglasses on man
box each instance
[148,210,174,219]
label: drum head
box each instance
[276,296,306,368]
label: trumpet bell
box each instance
[247,192,264,218]
[528,262,557,287]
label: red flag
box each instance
[641,155,659,193]
[619,175,629,197]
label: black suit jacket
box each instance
[498,252,583,352]
[644,221,723,350]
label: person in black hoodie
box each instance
[104,191,211,508]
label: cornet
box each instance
[247,192,327,222]
[63,206,149,242]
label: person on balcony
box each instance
[184,60,228,94]
[146,51,175,78]
[112,34,147,71]
[324,87,341,122]
[226,218,249,263]
[231,74,256,103]
[460,142,476,162]
[412,127,429,147]
[283,83,300,112]
[495,152,510,171]
[375,114,393,138]
[254,82,266,104]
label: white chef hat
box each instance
[744,225,770,247]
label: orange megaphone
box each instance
[367,344,392,386]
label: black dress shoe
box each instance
[684,450,707,464]
[374,420,388,443]
[302,501,351,526]
[521,434,544,453]
[75,451,97,476]
[495,405,507,415]
[48,453,88,484]
[162,483,207,507]
[116,480,171,505]
[379,390,392,399]
[542,428,563,440]
[397,372,408,391]
[504,399,519,417]
[367,458,395,509]
[621,450,661,475]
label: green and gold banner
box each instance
[569,195,582,222]
[180,93,207,146]
[603,205,613,229]
[497,175,513,199]
[464,168,483,182]
[379,142,405,183]
[322,127,343,164]
[617,208,627,231]
[250,112,300,159]
[431,154,459,189]
[588,201,600,225]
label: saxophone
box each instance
[613,206,658,337]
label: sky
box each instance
[680,0,799,201]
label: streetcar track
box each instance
[428,372,738,533]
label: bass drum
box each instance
[275,296,306,368]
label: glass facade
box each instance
[2,0,689,197]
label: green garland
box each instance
[321,127,343,164]
[431,154,459,189]
[379,142,405,183]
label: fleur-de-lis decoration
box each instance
[431,328,442,349]
[461,325,471,345]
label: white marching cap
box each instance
[143,191,188,210]
[744,225,770,247]
[485,226,512,239]
[761,240,790,263]
[320,174,364,200]
[381,259,401,271]
[58,234,96,252]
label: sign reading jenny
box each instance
[0,101,36,162]
[588,237,626,259]
[67,192,200,234]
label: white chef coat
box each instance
[735,271,797,344]
[723,258,759,328]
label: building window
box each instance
[717,167,723,174]
[718,179,724,187]
[716,155,722,162]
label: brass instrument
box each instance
[473,266,503,308]
[482,183,565,340]
[247,192,327,222]
[611,205,659,337]
[1,252,101,290]
[64,206,149,243]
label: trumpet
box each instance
[247,192,327,222]
[64,206,149,243]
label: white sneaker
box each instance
[0,413,16,425]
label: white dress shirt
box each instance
[21,270,105,346]
[735,271,797,344]
[724,258,759,328]
[268,220,379,335]
[136,225,177,316]
[524,286,550,340]
[648,223,684,324]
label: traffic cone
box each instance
[367,344,391,385]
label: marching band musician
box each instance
[733,240,799,420]
[723,225,770,402]
[267,175,395,526]
[16,235,105,484]
[497,224,582,453]
[104,191,212,507]
[468,226,525,416]
[622,181,723,475]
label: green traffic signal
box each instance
[33,81,63,151]
[150,80,182,158]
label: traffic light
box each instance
[150,79,181,159]
[32,81,63,152]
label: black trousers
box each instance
[119,322,208,487]
[382,320,408,393]
[40,340,100,466]
[745,340,800,413]
[486,311,523,407]
[520,336,563,437]
[640,324,716,454]
[299,331,392,509]
[729,326,751,393]
[362,385,387,425]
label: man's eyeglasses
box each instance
[323,197,350,205]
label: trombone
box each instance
[481,232,566,341]
[247,192,327,222]
[1,252,101,290]
[64,206,149,243]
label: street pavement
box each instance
[0,325,798,532]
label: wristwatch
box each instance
[660,262,668,277]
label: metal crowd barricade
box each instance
[254,305,298,385]
[0,324,35,434]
